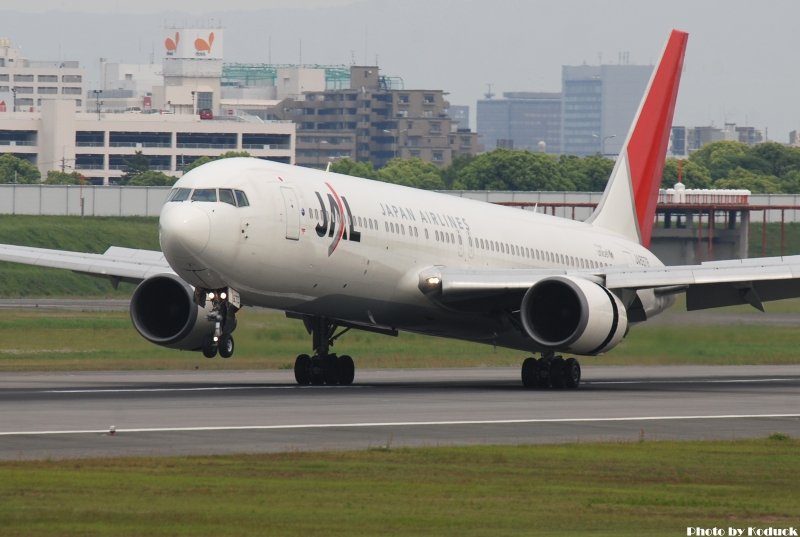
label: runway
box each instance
[1,365,799,460]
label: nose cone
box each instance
[160,204,211,262]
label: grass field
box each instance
[2,218,799,535]
[2,301,800,371]
[0,438,797,536]
[0,215,158,298]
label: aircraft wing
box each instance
[421,255,800,313]
[0,244,173,284]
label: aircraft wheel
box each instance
[309,355,326,385]
[202,335,217,359]
[549,357,566,389]
[535,358,551,389]
[294,354,312,385]
[563,358,581,389]
[521,357,537,388]
[338,355,355,386]
[323,354,340,385]
[218,335,234,359]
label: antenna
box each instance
[484,83,495,100]
[363,26,368,65]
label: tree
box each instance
[715,167,782,193]
[120,151,150,184]
[181,151,251,174]
[455,149,573,191]
[749,142,800,178]
[0,154,41,184]
[688,141,750,181]
[127,170,176,186]
[328,158,376,179]
[558,154,614,191]
[375,158,445,190]
[661,159,712,189]
[44,171,83,185]
[441,154,475,189]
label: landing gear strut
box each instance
[294,316,355,386]
[521,351,581,390]
[198,288,239,359]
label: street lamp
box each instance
[602,135,617,156]
[10,87,16,112]
[592,133,617,156]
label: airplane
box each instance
[3,29,800,390]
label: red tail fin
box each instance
[588,30,688,247]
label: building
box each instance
[271,65,480,169]
[561,64,652,156]
[0,99,294,184]
[1,30,294,184]
[0,37,85,113]
[674,124,765,154]
[477,92,561,153]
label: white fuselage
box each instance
[159,158,667,353]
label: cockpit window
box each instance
[168,188,191,202]
[234,190,250,207]
[191,188,217,202]
[219,189,236,206]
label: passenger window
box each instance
[168,188,191,202]
[219,189,236,206]
[234,190,250,207]
[192,188,217,202]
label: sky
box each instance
[1,0,798,140]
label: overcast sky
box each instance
[1,0,797,141]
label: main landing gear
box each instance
[197,288,239,360]
[521,351,581,389]
[293,316,355,386]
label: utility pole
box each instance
[92,89,102,119]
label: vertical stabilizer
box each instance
[587,30,688,247]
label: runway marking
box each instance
[39,386,367,394]
[30,376,800,394]
[587,378,800,385]
[2,413,799,437]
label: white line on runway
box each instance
[587,378,800,385]
[28,376,800,394]
[2,414,799,436]
[40,386,367,394]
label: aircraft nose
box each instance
[159,204,211,260]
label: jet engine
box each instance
[129,274,214,351]
[520,275,627,355]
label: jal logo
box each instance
[194,32,215,56]
[164,32,179,56]
[314,183,361,256]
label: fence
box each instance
[0,184,170,217]
[4,184,800,223]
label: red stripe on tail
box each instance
[627,30,688,248]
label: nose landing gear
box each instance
[197,287,240,359]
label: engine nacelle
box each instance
[520,275,627,355]
[129,274,214,351]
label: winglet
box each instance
[587,30,688,248]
